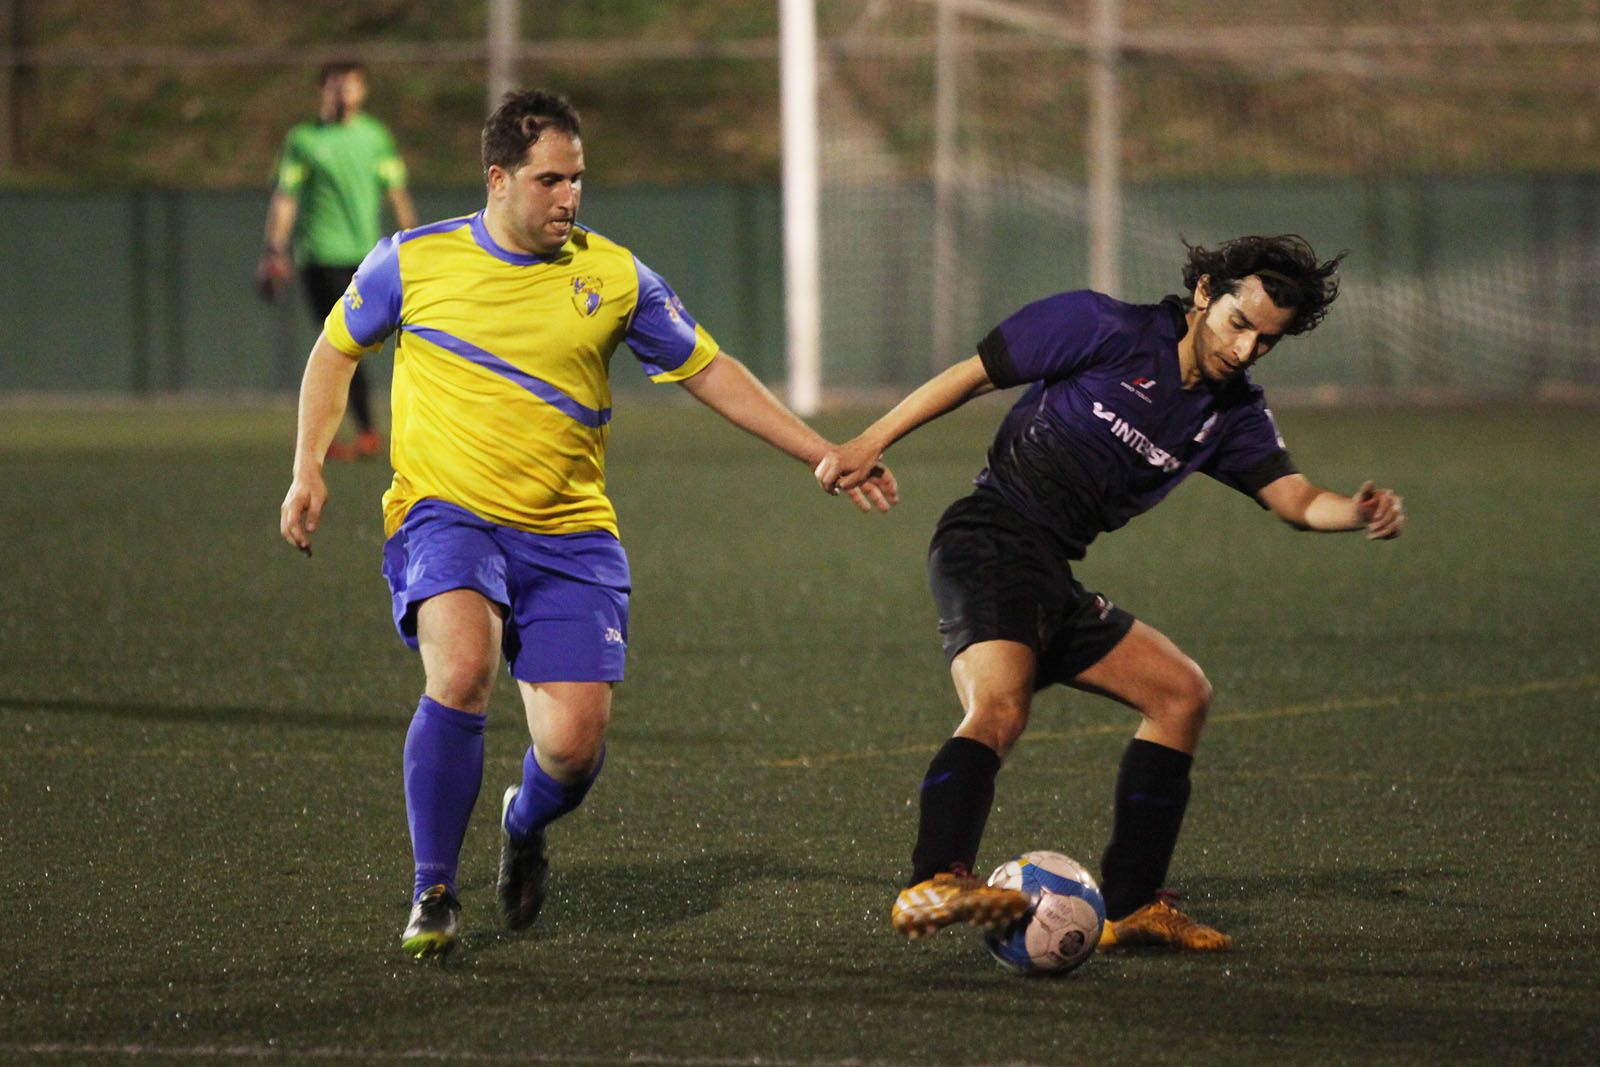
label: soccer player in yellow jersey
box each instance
[279,89,896,960]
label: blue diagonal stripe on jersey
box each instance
[402,325,612,428]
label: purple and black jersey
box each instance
[973,290,1297,558]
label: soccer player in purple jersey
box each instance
[815,235,1406,950]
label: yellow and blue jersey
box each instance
[323,211,720,539]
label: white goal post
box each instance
[779,0,823,416]
[779,0,1125,411]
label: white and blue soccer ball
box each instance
[982,850,1105,975]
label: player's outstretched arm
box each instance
[1257,474,1406,540]
[676,352,898,513]
[280,334,361,554]
[814,355,995,495]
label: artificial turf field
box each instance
[2,399,1596,1066]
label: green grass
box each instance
[1,400,1597,1065]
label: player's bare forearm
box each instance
[255,193,299,300]
[1259,474,1405,539]
[679,353,832,465]
[263,192,297,252]
[818,355,994,493]
[292,335,359,472]
[280,335,360,552]
[679,353,897,512]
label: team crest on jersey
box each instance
[571,275,603,317]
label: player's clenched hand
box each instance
[1354,480,1405,540]
[814,435,886,495]
[280,471,329,556]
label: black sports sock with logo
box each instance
[908,736,1002,885]
[1099,738,1193,920]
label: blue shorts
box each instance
[381,499,632,683]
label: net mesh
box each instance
[814,0,1600,398]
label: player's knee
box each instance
[539,707,610,779]
[959,695,1031,757]
[425,656,498,713]
[1161,664,1213,730]
[538,728,606,781]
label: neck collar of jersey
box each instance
[470,209,568,265]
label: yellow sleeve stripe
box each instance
[323,301,384,358]
[647,325,720,384]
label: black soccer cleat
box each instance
[497,785,550,931]
[401,883,461,960]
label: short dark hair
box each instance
[481,90,583,173]
[318,60,365,86]
[1181,234,1347,335]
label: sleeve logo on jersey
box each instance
[662,295,685,325]
[343,283,364,311]
[1263,406,1287,448]
[571,275,604,317]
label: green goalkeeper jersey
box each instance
[274,113,407,267]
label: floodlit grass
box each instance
[2,401,1596,1065]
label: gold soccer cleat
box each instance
[891,872,1031,940]
[1097,896,1233,952]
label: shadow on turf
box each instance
[445,848,836,956]
[0,694,392,732]
[1182,866,1476,909]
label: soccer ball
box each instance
[982,851,1105,975]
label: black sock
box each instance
[1099,738,1193,920]
[908,736,1002,885]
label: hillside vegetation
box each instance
[4,0,1598,189]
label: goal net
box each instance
[810,0,1600,401]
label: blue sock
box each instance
[403,696,486,902]
[504,744,605,842]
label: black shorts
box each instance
[300,263,358,323]
[927,491,1134,688]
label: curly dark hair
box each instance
[1181,234,1347,335]
[481,89,583,174]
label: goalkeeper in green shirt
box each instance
[258,60,417,460]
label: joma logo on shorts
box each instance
[603,628,624,645]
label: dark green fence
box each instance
[0,185,785,396]
[4,177,1597,398]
